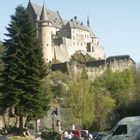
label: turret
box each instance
[38,3,53,62]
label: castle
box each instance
[27,0,105,63]
[27,1,135,78]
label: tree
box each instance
[0,42,5,84]
[95,68,135,103]
[91,76,116,131]
[92,68,136,129]
[93,88,115,131]
[0,5,49,134]
[65,74,95,129]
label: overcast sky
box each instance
[0,0,140,63]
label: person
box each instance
[64,131,69,140]
[68,132,74,140]
[88,134,93,140]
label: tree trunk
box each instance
[19,115,24,135]
[2,114,8,134]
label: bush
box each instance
[41,131,60,140]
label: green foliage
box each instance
[91,68,136,130]
[8,136,33,140]
[81,67,88,79]
[44,71,69,98]
[66,75,95,129]
[0,5,49,130]
[94,68,135,102]
[41,131,60,140]
[0,42,5,93]
[71,52,96,64]
[111,66,140,122]
[91,77,116,130]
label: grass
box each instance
[7,136,34,140]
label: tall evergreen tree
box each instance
[0,5,49,132]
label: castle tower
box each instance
[38,3,53,62]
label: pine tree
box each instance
[0,5,49,133]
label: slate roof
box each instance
[29,2,95,36]
[30,2,64,29]
[107,55,130,62]
[63,17,89,32]
[40,4,49,21]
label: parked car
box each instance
[94,133,107,140]
[102,116,140,140]
[0,136,8,140]
[81,130,89,139]
[67,130,81,140]
[92,132,98,139]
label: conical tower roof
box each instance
[40,3,50,22]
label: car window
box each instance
[113,125,127,135]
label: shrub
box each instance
[41,131,60,140]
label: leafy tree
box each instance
[97,68,135,102]
[90,68,135,130]
[93,88,115,131]
[91,77,116,131]
[0,5,49,133]
[112,66,140,122]
[65,75,95,129]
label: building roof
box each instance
[63,16,89,32]
[29,2,64,29]
[106,55,135,65]
[40,4,49,22]
[107,55,134,62]
[28,1,96,36]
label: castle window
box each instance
[92,46,94,52]
[87,43,91,52]
[73,36,75,40]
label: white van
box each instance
[102,116,140,140]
